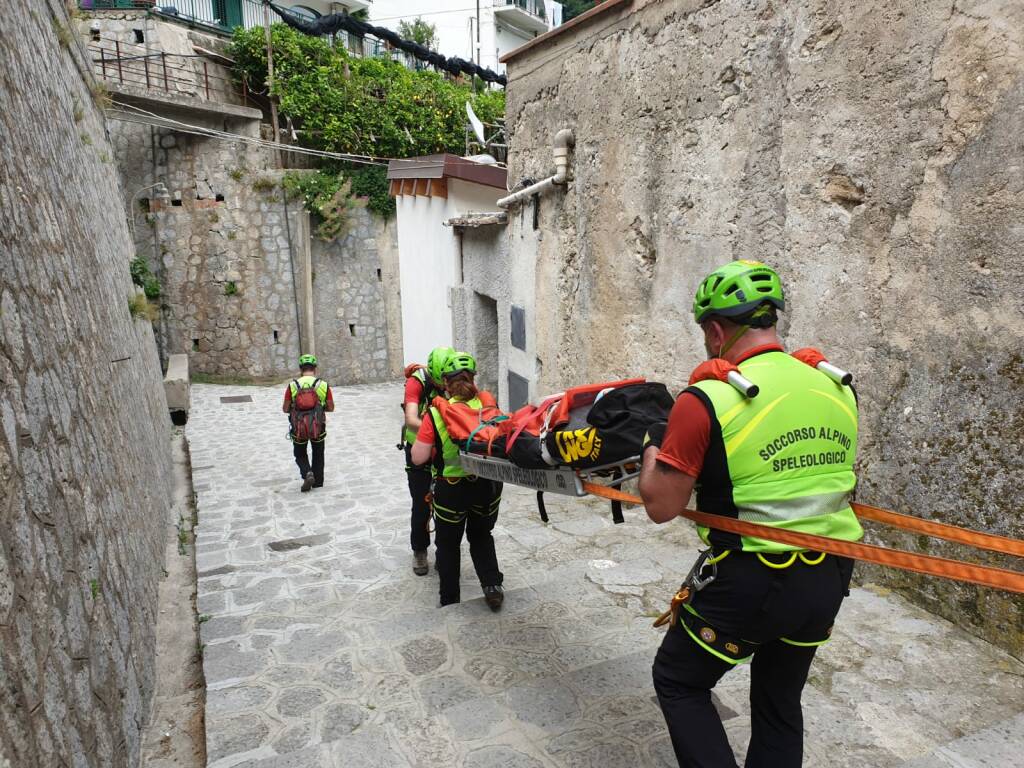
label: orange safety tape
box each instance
[580,482,1024,595]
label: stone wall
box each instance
[311,207,401,385]
[0,1,175,765]
[504,0,1024,656]
[110,114,401,383]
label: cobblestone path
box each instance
[187,382,1024,768]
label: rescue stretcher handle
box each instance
[727,370,759,398]
[817,361,853,386]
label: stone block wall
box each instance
[112,113,305,377]
[504,0,1024,656]
[311,207,399,385]
[0,1,175,765]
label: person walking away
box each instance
[402,346,453,575]
[410,352,504,610]
[638,260,861,768]
[283,354,334,492]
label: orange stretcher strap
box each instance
[580,482,1024,595]
[850,502,1024,558]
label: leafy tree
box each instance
[562,0,597,21]
[397,17,438,50]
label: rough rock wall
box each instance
[0,1,175,765]
[505,0,1024,655]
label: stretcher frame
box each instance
[458,451,641,523]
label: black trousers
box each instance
[652,551,853,768]
[293,439,325,486]
[405,444,432,552]
[432,476,503,606]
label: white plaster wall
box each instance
[395,178,503,365]
[396,194,458,365]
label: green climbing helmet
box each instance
[692,260,785,324]
[298,353,318,367]
[442,352,477,378]
[427,346,456,385]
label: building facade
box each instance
[386,156,508,382]
[370,0,563,74]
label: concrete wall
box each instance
[451,223,539,410]
[504,0,1024,656]
[395,179,504,366]
[0,1,175,765]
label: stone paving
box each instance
[187,382,1024,768]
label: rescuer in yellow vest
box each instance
[401,347,453,576]
[638,261,861,767]
[410,352,504,610]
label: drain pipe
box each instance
[497,129,575,209]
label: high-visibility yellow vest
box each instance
[687,351,863,553]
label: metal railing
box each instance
[493,0,547,21]
[88,36,246,103]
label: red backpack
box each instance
[290,379,325,441]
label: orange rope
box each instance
[580,482,1024,595]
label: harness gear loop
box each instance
[799,550,827,565]
[757,551,798,569]
[653,549,720,628]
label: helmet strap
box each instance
[716,324,749,360]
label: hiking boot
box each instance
[300,471,315,492]
[413,550,429,576]
[482,585,504,612]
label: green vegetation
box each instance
[224,281,239,296]
[251,175,278,193]
[128,293,159,322]
[230,24,505,222]
[89,579,100,599]
[130,256,161,299]
[397,17,438,50]
[562,0,597,21]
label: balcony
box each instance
[493,0,550,36]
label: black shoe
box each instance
[413,550,429,576]
[483,585,504,612]
[301,471,314,492]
